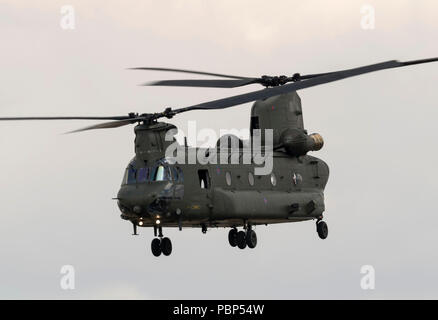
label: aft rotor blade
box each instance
[66,117,145,134]
[297,57,438,80]
[129,67,249,79]
[144,78,258,88]
[174,59,438,113]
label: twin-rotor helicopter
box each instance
[1,57,437,256]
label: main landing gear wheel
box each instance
[228,228,237,247]
[236,231,247,249]
[246,229,257,249]
[161,237,172,256]
[316,220,328,239]
[151,238,162,257]
[229,228,257,249]
[151,236,173,257]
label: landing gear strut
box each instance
[132,222,138,236]
[150,226,173,257]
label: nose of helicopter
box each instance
[116,182,171,216]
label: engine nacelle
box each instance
[280,128,324,156]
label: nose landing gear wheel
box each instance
[316,220,328,239]
[151,238,162,257]
[161,237,172,256]
[246,229,257,249]
[236,231,247,249]
[228,228,237,247]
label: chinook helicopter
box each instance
[1,58,437,257]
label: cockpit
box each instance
[121,159,183,185]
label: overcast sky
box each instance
[0,0,437,299]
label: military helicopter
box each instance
[1,58,437,257]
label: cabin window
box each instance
[248,172,254,186]
[137,167,148,183]
[270,173,277,186]
[225,171,232,186]
[198,169,210,189]
[292,172,303,185]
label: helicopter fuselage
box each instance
[117,149,329,229]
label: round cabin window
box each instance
[248,172,254,186]
[292,172,303,185]
[270,173,277,186]
[225,171,232,186]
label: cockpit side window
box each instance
[125,166,136,185]
[155,166,165,181]
[122,169,128,185]
[152,165,170,181]
[169,167,182,182]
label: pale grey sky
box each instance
[0,0,437,299]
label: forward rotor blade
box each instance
[0,116,131,121]
[0,115,144,133]
[129,67,249,79]
[398,57,438,67]
[66,117,145,134]
[144,78,258,88]
[174,59,432,113]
